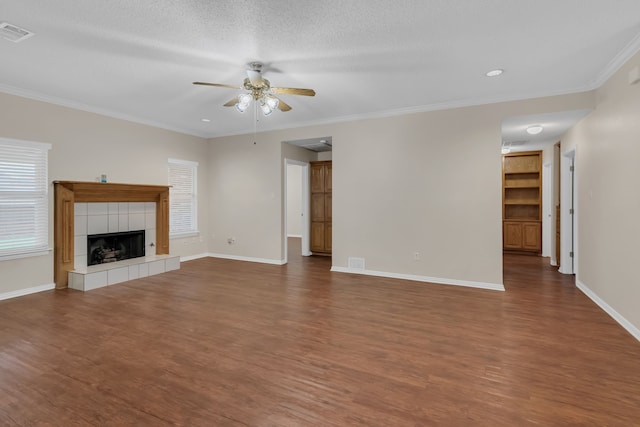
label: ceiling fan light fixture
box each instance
[526,125,544,135]
[264,94,279,111]
[236,93,252,113]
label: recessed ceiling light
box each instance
[201,118,211,122]
[526,125,543,135]
[486,69,504,77]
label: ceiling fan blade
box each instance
[246,70,265,87]
[193,82,241,89]
[277,97,292,112]
[223,97,239,107]
[271,87,316,96]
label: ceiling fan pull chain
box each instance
[253,101,258,145]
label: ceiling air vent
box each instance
[0,22,35,43]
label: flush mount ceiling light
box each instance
[200,118,211,122]
[526,125,544,135]
[485,69,504,77]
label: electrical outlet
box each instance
[413,252,420,261]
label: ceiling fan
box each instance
[193,62,316,116]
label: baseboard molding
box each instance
[0,283,56,301]
[180,253,210,262]
[330,267,505,292]
[287,234,302,238]
[577,279,640,342]
[207,253,286,265]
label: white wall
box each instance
[561,51,640,335]
[0,92,209,296]
[286,164,303,237]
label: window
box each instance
[168,158,198,238]
[0,138,51,260]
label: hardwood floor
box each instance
[1,240,639,426]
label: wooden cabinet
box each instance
[310,161,332,255]
[502,151,542,254]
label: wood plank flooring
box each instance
[1,239,639,426]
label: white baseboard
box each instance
[577,279,640,342]
[287,234,302,238]
[0,283,56,301]
[207,253,286,265]
[180,253,210,262]
[330,267,505,291]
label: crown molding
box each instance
[589,31,640,89]
[0,84,208,138]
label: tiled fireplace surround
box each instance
[69,202,180,291]
[74,202,157,268]
[53,181,179,291]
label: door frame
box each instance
[284,159,311,264]
[542,162,552,257]
[559,148,576,275]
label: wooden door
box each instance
[309,161,332,255]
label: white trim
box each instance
[207,253,286,265]
[591,31,640,88]
[287,234,302,238]
[559,149,576,274]
[0,137,51,151]
[170,231,200,239]
[180,253,210,262]
[168,158,199,167]
[0,248,51,262]
[577,279,640,342]
[542,163,552,258]
[0,84,206,138]
[330,266,505,292]
[0,283,55,301]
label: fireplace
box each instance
[87,230,145,266]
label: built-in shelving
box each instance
[502,151,542,254]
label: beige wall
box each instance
[562,51,640,331]
[0,92,209,295]
[1,83,601,300]
[208,92,594,287]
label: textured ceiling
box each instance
[2,1,640,138]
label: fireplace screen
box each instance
[87,230,145,266]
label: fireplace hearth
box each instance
[87,230,145,266]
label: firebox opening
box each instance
[87,230,145,266]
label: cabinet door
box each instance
[310,165,324,193]
[310,222,325,252]
[522,222,541,250]
[325,223,332,251]
[324,164,332,192]
[503,222,523,249]
[311,193,325,221]
[325,193,332,221]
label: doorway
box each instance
[284,159,310,264]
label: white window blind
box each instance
[168,158,198,237]
[0,138,51,260]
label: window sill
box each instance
[0,248,51,262]
[170,231,200,240]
